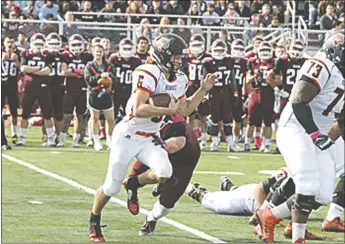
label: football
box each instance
[149,93,172,107]
[97,77,112,87]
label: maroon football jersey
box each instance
[135,50,149,64]
[44,50,65,88]
[1,54,19,86]
[273,55,306,93]
[231,57,248,96]
[20,50,54,85]
[185,52,212,88]
[62,51,93,92]
[109,53,142,91]
[248,58,275,90]
[203,56,235,88]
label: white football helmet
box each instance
[119,38,134,59]
[30,33,46,53]
[231,39,245,58]
[46,33,62,53]
[189,34,205,57]
[69,34,85,55]
[211,39,227,60]
[258,41,273,62]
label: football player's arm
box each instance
[20,52,40,74]
[32,54,53,76]
[61,62,77,77]
[84,63,100,86]
[328,108,344,141]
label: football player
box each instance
[57,34,93,147]
[1,36,19,143]
[245,41,276,153]
[230,39,248,149]
[256,32,345,243]
[185,34,211,150]
[16,33,55,146]
[41,33,65,145]
[88,33,216,242]
[204,39,240,152]
[135,36,150,64]
[109,38,142,120]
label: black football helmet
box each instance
[324,30,345,75]
[150,33,188,76]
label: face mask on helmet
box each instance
[212,40,227,60]
[231,41,245,58]
[258,48,273,61]
[288,42,304,59]
[69,41,84,55]
[31,35,46,53]
[46,39,62,53]
[120,44,134,58]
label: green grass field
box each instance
[2,127,344,243]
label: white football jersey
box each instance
[123,64,188,133]
[280,52,345,134]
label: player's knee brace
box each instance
[210,122,219,136]
[223,122,232,136]
[270,178,295,206]
[293,194,320,214]
[333,175,345,208]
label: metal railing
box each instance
[286,0,296,36]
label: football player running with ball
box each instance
[256,31,345,243]
[88,33,216,242]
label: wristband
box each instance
[309,130,321,140]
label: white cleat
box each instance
[210,142,218,152]
[200,141,207,150]
[259,144,266,152]
[57,141,65,147]
[87,138,94,147]
[234,143,244,152]
[72,139,81,148]
[228,144,242,152]
[46,140,56,147]
[263,147,270,153]
[94,141,103,151]
[16,137,25,146]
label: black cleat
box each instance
[152,183,163,197]
[220,176,234,191]
[139,217,157,236]
[2,144,12,150]
[11,135,18,144]
[186,183,207,203]
[244,143,250,152]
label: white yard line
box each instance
[2,154,226,244]
[194,171,244,176]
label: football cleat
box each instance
[259,144,266,152]
[72,138,81,148]
[87,138,94,147]
[152,183,163,197]
[228,144,241,152]
[93,141,103,151]
[284,223,325,240]
[11,135,18,144]
[253,224,262,239]
[244,143,250,151]
[57,141,65,147]
[16,137,25,146]
[321,217,345,232]
[210,142,218,152]
[46,139,56,147]
[294,238,306,244]
[89,220,105,242]
[2,144,12,150]
[256,208,282,243]
[200,141,207,150]
[124,177,140,215]
[185,183,207,203]
[220,176,234,191]
[139,217,157,236]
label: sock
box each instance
[212,136,218,144]
[90,212,101,223]
[11,124,17,136]
[242,128,246,138]
[147,201,171,221]
[19,127,27,138]
[226,135,233,146]
[260,200,270,210]
[234,136,239,144]
[263,137,270,147]
[74,133,81,141]
[254,132,260,137]
[194,128,201,138]
[106,134,111,145]
[46,127,54,139]
[201,132,207,143]
[60,132,66,142]
[127,176,143,189]
[326,203,344,221]
[292,222,307,242]
[245,137,252,144]
[271,202,292,219]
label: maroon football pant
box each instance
[210,87,233,123]
[1,84,18,117]
[247,88,274,127]
[51,87,64,121]
[113,88,130,118]
[129,145,201,209]
[22,85,52,120]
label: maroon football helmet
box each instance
[69,34,85,55]
[189,34,205,57]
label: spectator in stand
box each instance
[318,0,332,17]
[306,0,318,27]
[22,14,39,37]
[146,0,166,25]
[188,2,202,25]
[215,0,228,16]
[335,0,344,19]
[16,32,30,51]
[258,3,273,27]
[223,2,241,26]
[125,1,141,24]
[43,13,59,35]
[134,0,148,14]
[320,4,335,30]
[35,0,45,11]
[194,0,208,15]
[135,18,154,43]
[324,14,345,40]
[113,0,127,13]
[219,29,233,54]
[153,16,172,39]
[243,13,260,46]
[165,0,185,24]
[174,18,191,43]
[76,0,98,23]
[59,2,71,19]
[269,0,285,23]
[2,0,21,18]
[23,0,40,18]
[63,11,79,38]
[60,0,80,13]
[99,0,118,23]
[268,17,280,28]
[3,11,23,38]
[202,3,220,26]
[235,0,251,19]
[250,0,264,15]
[39,0,63,21]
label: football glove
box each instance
[310,131,334,151]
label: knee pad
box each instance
[102,179,122,197]
[223,123,232,136]
[333,175,345,208]
[270,178,295,206]
[209,122,219,136]
[293,194,319,214]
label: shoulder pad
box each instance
[280,54,289,61]
[110,53,120,60]
[202,57,214,63]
